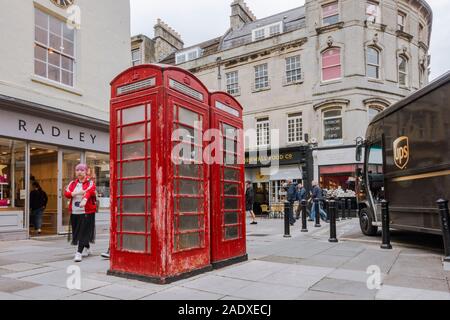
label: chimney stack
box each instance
[230,0,256,30]
[153,19,184,62]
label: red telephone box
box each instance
[108,64,212,284]
[209,92,247,268]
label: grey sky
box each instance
[131,0,450,80]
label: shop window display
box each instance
[0,138,26,210]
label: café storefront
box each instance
[245,147,309,214]
[0,95,110,240]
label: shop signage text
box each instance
[245,148,307,168]
[18,120,97,144]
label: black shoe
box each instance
[308,219,314,222]
[250,221,258,225]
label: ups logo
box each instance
[393,136,410,170]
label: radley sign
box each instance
[0,109,109,153]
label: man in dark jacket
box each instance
[310,181,328,222]
[286,180,297,226]
[246,181,257,225]
[30,182,48,234]
[295,183,307,219]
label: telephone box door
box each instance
[210,92,247,267]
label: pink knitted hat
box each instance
[75,164,88,172]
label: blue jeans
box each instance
[310,202,328,221]
[32,208,44,230]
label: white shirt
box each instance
[71,182,85,215]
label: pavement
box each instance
[0,216,449,300]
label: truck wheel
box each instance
[359,208,378,236]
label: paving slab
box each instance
[310,278,377,300]
[14,285,80,300]
[339,249,400,273]
[259,270,324,289]
[383,274,449,292]
[298,290,367,300]
[298,254,352,268]
[88,283,156,300]
[0,277,40,293]
[140,286,224,300]
[376,285,450,300]
[181,275,253,296]
[0,263,43,272]
[214,260,285,281]
[389,254,447,280]
[2,266,57,279]
[62,292,117,300]
[230,282,306,300]
[0,292,25,300]
[327,268,386,284]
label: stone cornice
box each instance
[316,22,345,35]
[396,30,414,42]
[187,37,308,74]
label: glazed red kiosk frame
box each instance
[209,92,247,268]
[108,64,212,284]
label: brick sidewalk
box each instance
[0,218,449,300]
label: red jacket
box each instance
[64,178,97,214]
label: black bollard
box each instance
[328,200,338,243]
[380,200,393,250]
[347,198,353,219]
[284,202,291,238]
[341,198,347,220]
[301,200,308,233]
[437,199,450,262]
[314,199,321,228]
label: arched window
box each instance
[398,55,408,86]
[322,48,341,82]
[367,47,380,79]
[323,109,343,141]
[368,106,382,122]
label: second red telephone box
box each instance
[109,64,212,284]
[209,92,247,268]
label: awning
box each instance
[268,165,303,181]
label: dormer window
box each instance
[252,22,283,41]
[175,47,202,64]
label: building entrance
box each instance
[30,144,58,236]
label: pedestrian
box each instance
[310,180,328,222]
[64,164,97,263]
[245,181,257,225]
[286,180,297,226]
[295,183,307,220]
[29,182,48,235]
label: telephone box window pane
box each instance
[224,168,239,181]
[122,105,145,125]
[225,226,239,240]
[122,161,145,177]
[224,153,238,165]
[122,234,145,252]
[122,179,145,195]
[117,234,122,249]
[178,215,201,231]
[147,141,151,157]
[224,183,239,195]
[122,124,145,142]
[178,233,201,250]
[122,198,145,214]
[179,107,199,126]
[175,197,202,213]
[122,216,146,233]
[225,197,239,209]
[178,164,202,178]
[175,125,196,142]
[175,179,202,195]
[224,212,239,225]
[223,124,237,137]
[122,142,145,160]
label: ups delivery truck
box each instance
[356,71,450,236]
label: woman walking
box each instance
[64,164,97,262]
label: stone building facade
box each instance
[0,0,131,239]
[141,0,433,206]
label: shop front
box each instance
[245,147,308,215]
[0,95,109,240]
